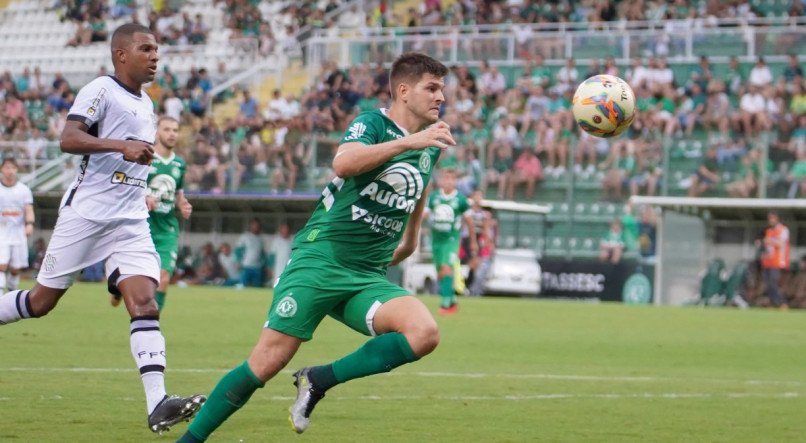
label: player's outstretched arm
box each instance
[61,120,154,164]
[176,190,192,219]
[333,122,455,178]
[390,188,430,266]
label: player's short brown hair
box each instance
[389,52,448,99]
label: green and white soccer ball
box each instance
[572,74,636,138]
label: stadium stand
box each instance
[0,0,803,291]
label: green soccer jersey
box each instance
[147,152,186,237]
[293,109,442,273]
[428,189,469,241]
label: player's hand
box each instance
[145,195,157,211]
[25,224,33,237]
[178,199,192,219]
[405,121,456,150]
[120,140,154,165]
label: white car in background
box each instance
[401,248,541,297]
[401,199,548,297]
[483,248,541,296]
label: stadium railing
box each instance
[304,16,806,68]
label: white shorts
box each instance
[37,206,160,290]
[0,243,28,269]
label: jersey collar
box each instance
[439,188,458,199]
[153,151,175,164]
[108,75,142,98]
[379,108,410,136]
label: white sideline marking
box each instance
[0,393,802,402]
[2,367,806,387]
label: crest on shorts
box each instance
[43,254,56,273]
[275,294,297,318]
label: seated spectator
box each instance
[600,219,625,264]
[195,242,224,284]
[507,148,543,200]
[689,146,721,197]
[638,206,657,259]
[726,150,760,198]
[111,0,135,19]
[702,80,732,137]
[629,144,662,197]
[484,142,513,199]
[677,83,706,137]
[782,54,803,84]
[748,56,773,88]
[737,85,769,137]
[554,58,578,94]
[218,242,241,286]
[601,141,635,201]
[533,120,564,178]
[787,149,806,198]
[189,13,208,44]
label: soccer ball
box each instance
[572,75,636,138]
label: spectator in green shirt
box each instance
[689,146,721,197]
[600,218,625,264]
[787,149,806,198]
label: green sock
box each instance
[155,291,166,311]
[439,275,454,308]
[181,361,264,442]
[328,332,418,386]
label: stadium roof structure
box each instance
[629,196,806,221]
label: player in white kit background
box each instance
[0,23,205,434]
[0,157,34,293]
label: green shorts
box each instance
[432,236,460,269]
[266,249,410,341]
[152,234,179,274]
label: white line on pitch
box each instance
[2,367,805,387]
[1,392,803,402]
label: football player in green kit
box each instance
[177,52,455,442]
[428,168,477,315]
[111,116,191,311]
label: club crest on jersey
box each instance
[359,162,423,213]
[275,294,297,318]
[419,152,431,172]
[111,171,147,188]
[149,174,177,213]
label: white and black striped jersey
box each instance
[62,75,156,221]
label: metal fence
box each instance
[305,17,806,67]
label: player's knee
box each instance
[405,319,440,357]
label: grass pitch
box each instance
[1,282,805,442]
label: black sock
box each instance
[308,364,338,391]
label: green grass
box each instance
[1,283,806,442]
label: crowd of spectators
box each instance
[55,0,209,47]
[387,0,802,29]
[1,48,803,197]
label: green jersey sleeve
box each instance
[340,111,386,146]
